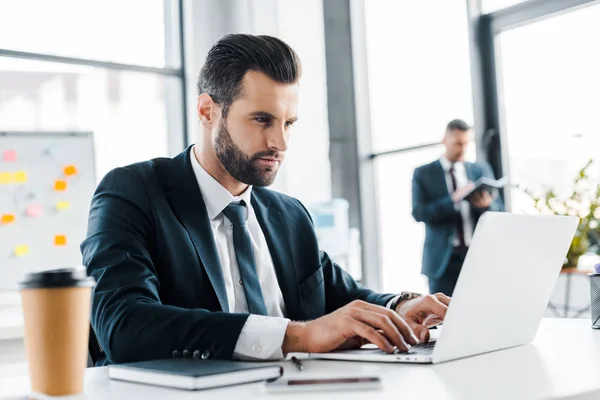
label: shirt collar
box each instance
[189,146,253,221]
[440,156,464,172]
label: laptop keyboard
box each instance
[395,340,437,355]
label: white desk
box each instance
[0,310,24,341]
[1,318,599,400]
[0,292,24,341]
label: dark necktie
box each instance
[449,165,466,248]
[222,201,268,315]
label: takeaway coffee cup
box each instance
[19,268,95,396]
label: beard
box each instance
[214,120,281,187]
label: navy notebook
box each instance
[108,358,283,390]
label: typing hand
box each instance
[469,191,493,209]
[282,300,418,355]
[395,293,450,343]
[451,182,475,203]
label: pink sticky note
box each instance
[26,203,43,218]
[3,150,17,162]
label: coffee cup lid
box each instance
[19,268,95,289]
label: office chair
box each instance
[88,324,104,367]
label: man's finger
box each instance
[354,309,409,350]
[423,314,443,328]
[421,295,448,319]
[434,293,451,306]
[352,302,418,345]
[408,322,430,343]
[352,321,394,353]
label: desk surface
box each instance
[1,318,599,400]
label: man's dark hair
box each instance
[197,34,302,117]
[446,119,471,133]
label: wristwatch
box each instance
[390,291,423,311]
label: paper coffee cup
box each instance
[19,268,95,396]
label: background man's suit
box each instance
[81,147,394,365]
[412,160,504,295]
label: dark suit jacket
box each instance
[411,160,504,280]
[81,146,394,366]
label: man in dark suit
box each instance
[82,34,449,366]
[412,119,504,296]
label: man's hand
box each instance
[282,300,419,355]
[469,190,493,209]
[395,293,450,343]
[451,182,475,203]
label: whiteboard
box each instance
[0,132,96,290]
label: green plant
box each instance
[521,159,600,269]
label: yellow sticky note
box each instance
[54,180,67,191]
[14,171,28,183]
[64,165,78,177]
[56,201,71,211]
[54,235,67,246]
[14,245,29,257]
[0,172,12,184]
[1,214,15,224]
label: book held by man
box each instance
[108,358,283,390]
[461,176,508,201]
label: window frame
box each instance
[0,0,188,156]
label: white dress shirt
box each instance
[439,157,474,247]
[190,147,290,360]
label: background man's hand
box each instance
[282,300,419,355]
[469,190,493,209]
[451,182,475,203]
[395,293,450,343]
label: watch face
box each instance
[401,291,422,300]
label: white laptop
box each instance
[309,212,578,364]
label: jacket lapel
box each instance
[251,191,303,321]
[434,160,451,195]
[163,147,229,312]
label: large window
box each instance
[0,58,181,180]
[499,4,600,221]
[0,0,184,182]
[488,2,600,318]
[364,1,475,293]
[0,0,171,68]
[364,1,474,153]
[374,146,444,293]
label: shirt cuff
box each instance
[233,315,290,360]
[386,294,399,309]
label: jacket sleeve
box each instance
[411,167,457,224]
[81,167,249,364]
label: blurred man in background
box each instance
[412,119,504,296]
